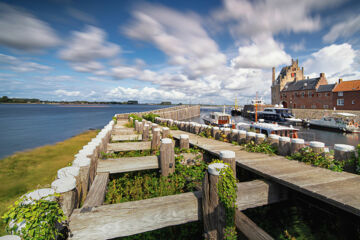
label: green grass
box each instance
[0,130,98,235]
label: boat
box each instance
[236,120,299,138]
[258,105,303,126]
[309,113,360,133]
[231,98,242,116]
[203,106,233,128]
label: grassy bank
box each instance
[0,130,98,235]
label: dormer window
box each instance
[338,91,343,96]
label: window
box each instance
[311,105,316,109]
[301,92,305,97]
[317,93,321,97]
[337,99,344,106]
[338,92,343,96]
[308,91,312,98]
[325,93,330,97]
[352,100,355,104]
[323,105,329,109]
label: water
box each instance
[190,106,360,148]
[0,104,169,159]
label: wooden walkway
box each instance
[97,156,159,174]
[171,130,360,217]
[107,141,151,152]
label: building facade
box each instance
[332,79,360,110]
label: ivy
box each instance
[2,194,66,240]
[128,114,142,127]
[142,113,160,123]
[211,160,237,240]
[243,141,277,155]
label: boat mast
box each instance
[235,97,238,110]
[255,92,258,122]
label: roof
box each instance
[333,79,360,92]
[316,83,336,92]
[282,78,320,91]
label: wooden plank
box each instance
[81,172,109,211]
[107,141,151,152]
[236,180,287,211]
[112,134,142,141]
[235,210,274,240]
[69,191,202,240]
[97,156,159,174]
[112,129,136,135]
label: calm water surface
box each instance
[0,104,168,159]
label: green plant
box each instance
[101,150,159,159]
[128,114,142,126]
[142,113,160,123]
[112,116,117,124]
[211,160,237,240]
[243,141,277,155]
[356,144,360,174]
[174,147,202,155]
[2,194,66,240]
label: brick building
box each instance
[332,79,360,110]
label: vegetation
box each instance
[159,122,179,130]
[2,194,66,240]
[199,128,213,139]
[142,113,160,123]
[101,150,159,159]
[112,116,117,124]
[0,130,98,235]
[242,141,277,155]
[357,144,360,174]
[105,156,207,204]
[288,147,345,172]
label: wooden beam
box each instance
[81,173,109,212]
[235,210,274,240]
[69,191,202,240]
[97,156,159,174]
[236,180,288,211]
[111,134,142,142]
[107,141,151,152]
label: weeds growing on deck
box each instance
[242,141,277,155]
[142,113,160,123]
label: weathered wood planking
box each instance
[107,141,151,152]
[112,129,136,135]
[97,156,159,174]
[235,210,274,240]
[111,134,142,141]
[236,180,287,211]
[171,129,360,216]
[69,191,202,240]
[81,172,109,211]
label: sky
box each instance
[0,0,360,105]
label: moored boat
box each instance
[309,113,359,133]
[203,106,233,128]
[236,120,299,138]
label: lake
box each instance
[0,104,169,159]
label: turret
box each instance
[272,67,275,85]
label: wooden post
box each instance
[211,127,219,138]
[220,150,236,178]
[255,133,266,144]
[309,141,325,154]
[223,128,231,142]
[51,176,78,217]
[231,129,239,142]
[180,134,190,149]
[142,124,149,141]
[238,130,246,144]
[246,132,256,143]
[334,144,356,172]
[290,138,305,154]
[267,134,280,149]
[57,166,81,207]
[162,127,170,138]
[151,123,158,130]
[160,138,175,177]
[138,121,143,134]
[129,116,133,124]
[279,137,291,156]
[202,163,227,239]
[134,120,139,132]
[151,128,161,150]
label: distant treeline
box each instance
[0,96,176,105]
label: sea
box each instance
[0,104,359,159]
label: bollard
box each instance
[142,124,149,141]
[309,141,325,154]
[72,156,91,203]
[238,130,247,144]
[290,138,305,154]
[180,134,190,149]
[57,166,81,207]
[334,144,356,172]
[255,133,266,144]
[138,121,144,134]
[246,132,256,143]
[151,128,161,150]
[279,137,291,156]
[212,127,219,138]
[194,124,201,134]
[223,128,231,142]
[202,163,227,239]
[162,127,170,138]
[51,176,78,217]
[267,134,280,149]
[151,123,158,130]
[220,150,236,178]
[160,138,175,176]
[230,129,239,142]
[129,116,133,124]
[134,120,139,132]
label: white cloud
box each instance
[59,26,120,62]
[231,35,291,68]
[323,15,360,43]
[0,3,60,51]
[291,40,306,52]
[54,89,81,97]
[123,4,226,77]
[0,53,52,72]
[71,61,104,73]
[303,43,360,81]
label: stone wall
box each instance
[292,109,360,122]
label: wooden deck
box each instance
[107,141,151,152]
[111,134,142,141]
[97,156,159,174]
[171,130,360,217]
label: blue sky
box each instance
[0,0,360,104]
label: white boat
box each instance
[258,106,303,126]
[309,113,359,133]
[237,120,300,138]
[203,106,233,127]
